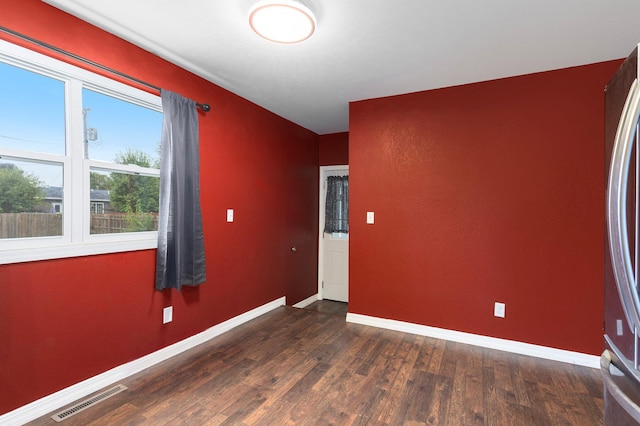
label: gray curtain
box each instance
[155,89,206,291]
[324,176,349,234]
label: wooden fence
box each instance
[0,213,62,238]
[0,213,158,238]
[90,213,158,234]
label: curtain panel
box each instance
[324,175,349,234]
[155,89,206,291]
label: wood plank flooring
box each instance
[299,299,348,316]
[27,302,603,425]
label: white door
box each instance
[319,166,349,302]
[323,233,348,302]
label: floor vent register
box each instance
[51,384,128,422]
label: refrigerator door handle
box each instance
[608,78,640,333]
[602,349,640,423]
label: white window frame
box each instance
[90,202,104,214]
[0,40,162,265]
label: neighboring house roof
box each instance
[44,187,110,202]
[44,186,63,200]
[90,189,110,202]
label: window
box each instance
[83,90,161,235]
[90,202,104,214]
[324,175,349,237]
[0,40,162,264]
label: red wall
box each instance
[0,0,319,414]
[319,132,349,165]
[349,61,622,356]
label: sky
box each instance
[0,60,162,187]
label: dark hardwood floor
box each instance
[28,302,603,425]
[300,299,348,316]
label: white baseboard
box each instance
[346,312,599,369]
[292,293,319,308]
[0,297,286,426]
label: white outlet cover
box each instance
[163,306,173,324]
[494,302,505,318]
[227,209,234,222]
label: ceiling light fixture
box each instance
[248,0,316,44]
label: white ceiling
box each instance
[43,0,640,135]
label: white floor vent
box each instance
[51,384,127,422]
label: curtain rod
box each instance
[0,25,211,112]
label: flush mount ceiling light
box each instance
[248,0,316,44]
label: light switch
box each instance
[163,306,173,324]
[366,211,375,224]
[227,209,234,222]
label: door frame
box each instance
[318,165,349,300]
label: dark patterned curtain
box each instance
[324,176,348,234]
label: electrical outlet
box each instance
[163,306,173,324]
[494,302,505,318]
[227,209,234,222]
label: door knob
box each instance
[291,247,297,253]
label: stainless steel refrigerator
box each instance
[604,44,640,424]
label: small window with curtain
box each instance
[324,175,348,239]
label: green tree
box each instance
[90,171,112,190]
[110,149,159,214]
[0,163,45,213]
[108,149,160,232]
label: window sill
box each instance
[1,238,157,265]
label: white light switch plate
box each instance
[494,302,505,318]
[163,306,173,324]
[227,209,234,222]
[366,211,375,224]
